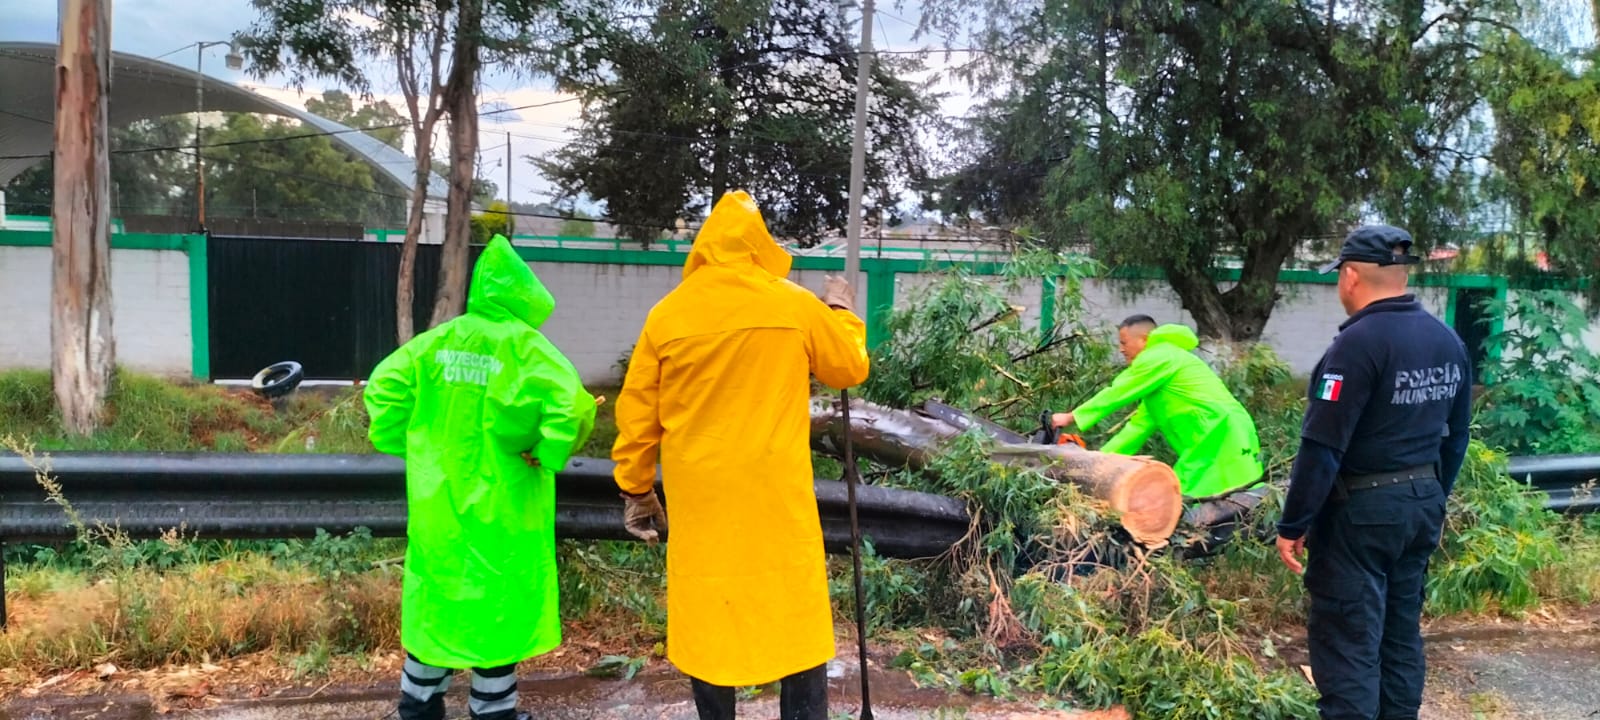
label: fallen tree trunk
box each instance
[810,398,1183,546]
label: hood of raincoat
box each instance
[1145,324,1200,352]
[467,234,556,329]
[683,191,793,280]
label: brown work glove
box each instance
[820,275,855,312]
[621,490,668,543]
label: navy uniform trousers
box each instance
[1304,476,1446,720]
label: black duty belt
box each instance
[1338,465,1437,493]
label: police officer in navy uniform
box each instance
[1276,225,1473,720]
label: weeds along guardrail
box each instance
[0,452,972,628]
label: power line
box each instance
[0,97,586,161]
[181,147,702,233]
[8,111,895,185]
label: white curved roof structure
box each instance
[0,42,447,198]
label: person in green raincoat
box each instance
[365,235,597,720]
[1053,315,1262,499]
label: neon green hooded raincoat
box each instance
[365,235,597,669]
[1072,324,1262,499]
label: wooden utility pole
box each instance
[52,0,116,436]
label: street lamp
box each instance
[194,40,242,231]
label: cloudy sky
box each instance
[0,0,973,208]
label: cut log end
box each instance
[1107,459,1183,547]
[811,398,1188,549]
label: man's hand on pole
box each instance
[621,490,669,544]
[1051,412,1075,429]
[821,275,855,312]
[1277,534,1306,574]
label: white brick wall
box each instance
[532,261,677,385]
[534,262,1414,385]
[531,261,879,385]
[0,246,192,377]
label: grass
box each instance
[0,555,401,672]
[581,386,621,458]
[1532,517,1600,606]
[0,369,373,454]
[0,369,636,681]
[0,368,623,458]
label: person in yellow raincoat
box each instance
[611,191,870,720]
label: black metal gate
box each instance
[207,236,483,380]
[1451,287,1495,383]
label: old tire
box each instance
[251,361,304,399]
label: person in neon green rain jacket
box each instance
[1053,315,1262,499]
[364,234,597,720]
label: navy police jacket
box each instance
[1277,294,1473,540]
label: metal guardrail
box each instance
[0,452,971,558]
[1506,454,1600,513]
[1174,455,1600,557]
[4,452,1588,550]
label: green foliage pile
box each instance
[1428,442,1564,616]
[852,264,1600,717]
[856,266,1320,716]
[861,254,1123,436]
[867,434,1320,718]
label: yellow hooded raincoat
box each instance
[611,191,870,687]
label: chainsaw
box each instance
[1031,410,1087,449]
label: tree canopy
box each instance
[922,0,1516,341]
[538,0,938,246]
[1481,31,1600,301]
[4,116,192,217]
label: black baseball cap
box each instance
[1317,224,1422,274]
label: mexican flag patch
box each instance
[1318,374,1344,402]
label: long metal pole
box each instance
[194,44,206,231]
[842,0,875,288]
[841,3,875,719]
[505,131,514,237]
